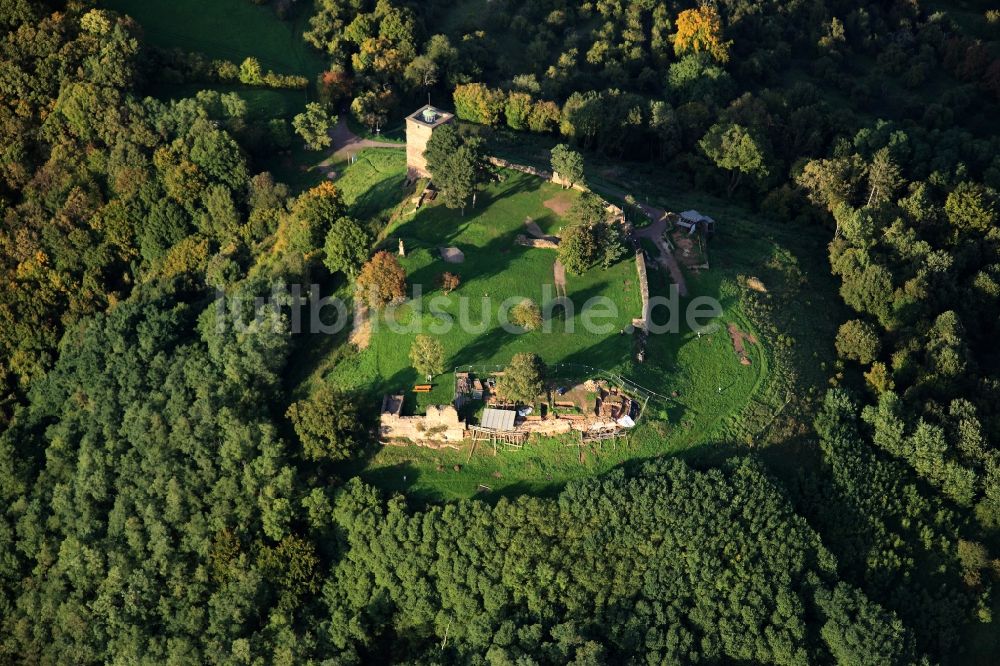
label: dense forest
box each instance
[1,0,999,663]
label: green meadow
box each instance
[103,0,326,77]
[335,149,411,223]
[322,169,644,400]
[290,155,807,500]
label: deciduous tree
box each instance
[453,82,505,125]
[699,123,770,196]
[239,57,264,85]
[356,250,406,308]
[559,222,602,274]
[558,194,625,273]
[550,143,585,188]
[527,100,561,133]
[293,102,336,150]
[865,147,904,207]
[945,181,997,234]
[495,352,545,405]
[510,299,542,331]
[425,126,489,213]
[286,385,365,461]
[836,319,882,364]
[504,91,533,130]
[288,182,346,254]
[409,335,445,380]
[404,54,438,91]
[323,217,370,279]
[673,6,731,63]
[350,88,394,132]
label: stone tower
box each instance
[405,105,455,180]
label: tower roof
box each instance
[408,105,454,128]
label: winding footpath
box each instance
[327,117,403,162]
[599,185,688,297]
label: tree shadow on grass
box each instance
[401,233,529,294]
[354,459,423,496]
[482,480,566,504]
[554,318,661,374]
[483,167,548,202]
[349,168,409,223]
[431,435,746,509]
[445,327,520,368]
[628,257,740,389]
[281,269,350,396]
[388,169,548,247]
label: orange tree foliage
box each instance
[440,272,461,294]
[356,251,407,308]
[672,6,732,63]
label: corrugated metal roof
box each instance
[680,209,715,224]
[481,408,516,431]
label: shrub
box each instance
[510,299,542,331]
[440,272,461,294]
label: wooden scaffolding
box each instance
[469,425,528,454]
[560,427,629,463]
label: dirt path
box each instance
[349,301,371,350]
[634,215,688,297]
[727,323,759,366]
[553,259,567,299]
[598,184,688,297]
[327,117,403,163]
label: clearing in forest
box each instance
[321,169,642,411]
[103,0,325,77]
[302,158,808,500]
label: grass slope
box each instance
[336,149,410,223]
[103,0,326,77]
